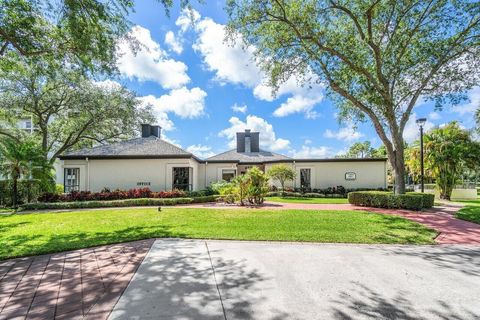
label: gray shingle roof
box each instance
[206,149,292,163]
[60,137,193,159]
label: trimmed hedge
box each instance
[408,192,435,208]
[347,191,433,210]
[266,191,344,198]
[20,195,219,211]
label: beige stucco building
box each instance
[58,125,387,192]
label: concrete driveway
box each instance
[110,239,480,320]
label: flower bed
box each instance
[20,195,220,211]
[37,188,216,203]
[348,191,434,210]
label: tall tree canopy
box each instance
[226,0,480,194]
[0,64,154,164]
[0,0,190,72]
[339,141,376,158]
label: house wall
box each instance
[60,158,202,192]
[59,158,387,192]
[265,161,387,190]
[203,162,238,187]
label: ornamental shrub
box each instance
[408,192,435,208]
[20,195,219,211]
[347,191,427,210]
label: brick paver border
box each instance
[0,239,154,320]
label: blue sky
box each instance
[110,0,479,159]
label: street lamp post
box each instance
[416,118,427,193]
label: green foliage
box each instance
[226,0,480,194]
[267,164,296,191]
[266,196,349,204]
[55,184,64,194]
[215,167,269,205]
[0,0,188,73]
[407,122,480,200]
[0,63,154,162]
[20,195,219,211]
[245,166,269,205]
[348,191,430,211]
[338,141,376,158]
[408,192,435,209]
[0,137,53,208]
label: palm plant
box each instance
[0,137,52,208]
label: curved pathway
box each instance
[176,201,480,245]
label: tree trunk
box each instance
[12,178,18,209]
[387,146,407,195]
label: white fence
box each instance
[413,183,478,200]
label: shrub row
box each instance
[348,191,434,210]
[266,188,388,199]
[38,188,190,203]
[266,191,346,198]
[20,195,219,211]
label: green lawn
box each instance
[455,198,480,224]
[455,199,480,206]
[0,208,436,260]
[266,196,349,204]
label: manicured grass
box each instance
[456,206,480,224]
[0,208,437,260]
[266,197,349,204]
[455,199,480,206]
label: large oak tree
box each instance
[226,0,480,194]
[0,63,154,164]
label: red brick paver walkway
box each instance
[0,239,153,320]
[176,201,480,245]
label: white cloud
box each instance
[403,113,435,143]
[304,139,312,145]
[324,124,364,142]
[292,145,334,158]
[186,144,215,158]
[164,31,183,54]
[117,25,190,89]
[193,17,260,87]
[273,93,322,119]
[451,86,480,116]
[139,87,207,130]
[176,8,201,33]
[428,112,441,120]
[231,103,247,114]
[219,115,290,151]
[190,12,324,118]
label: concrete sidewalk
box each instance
[110,239,480,320]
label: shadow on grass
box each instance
[0,225,186,261]
[367,213,437,244]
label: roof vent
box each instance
[141,124,161,138]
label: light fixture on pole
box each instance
[416,118,427,193]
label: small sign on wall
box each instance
[345,172,356,181]
[137,182,151,186]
